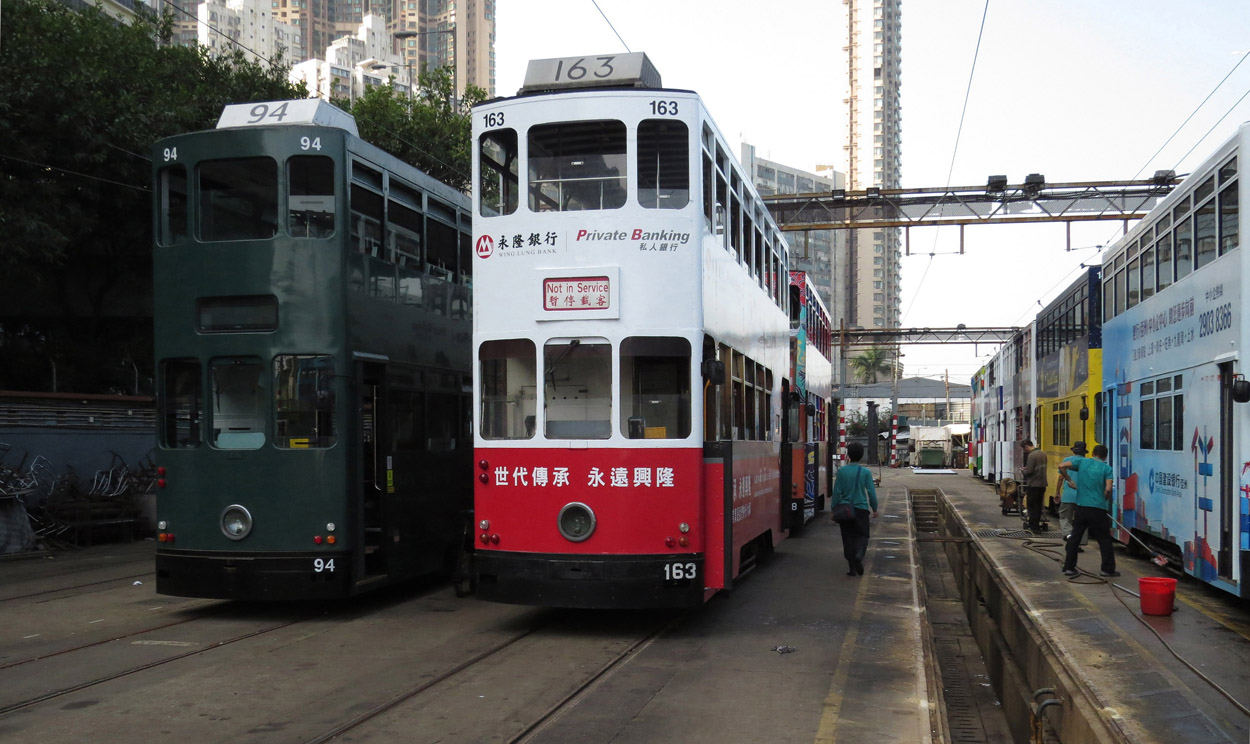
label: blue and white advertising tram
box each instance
[1101,122,1247,595]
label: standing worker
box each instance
[830,442,878,576]
[1056,441,1089,550]
[1057,443,1118,577]
[1020,439,1047,532]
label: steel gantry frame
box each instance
[763,174,1179,253]
[837,325,1017,347]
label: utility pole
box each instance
[945,369,951,426]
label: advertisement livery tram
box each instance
[1101,123,1247,595]
[1035,268,1101,507]
[790,271,834,522]
[471,54,814,608]
[152,101,473,600]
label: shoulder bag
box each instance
[831,466,862,524]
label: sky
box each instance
[492,0,1250,383]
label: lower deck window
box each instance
[544,339,611,439]
[620,337,691,439]
[274,355,336,448]
[211,358,266,449]
[479,340,537,440]
[160,359,201,448]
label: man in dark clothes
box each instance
[1020,439,1048,532]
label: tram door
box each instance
[1218,362,1234,578]
[358,362,389,577]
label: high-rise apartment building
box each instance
[741,144,850,329]
[182,0,494,101]
[843,0,902,332]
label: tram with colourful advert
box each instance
[789,271,834,522]
[471,54,802,608]
[1101,123,1248,595]
[151,100,474,599]
[1035,268,1101,511]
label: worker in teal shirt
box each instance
[1057,443,1117,577]
[1055,441,1088,548]
[831,441,878,577]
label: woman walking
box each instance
[830,442,879,576]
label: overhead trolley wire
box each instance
[902,0,989,327]
[590,0,632,53]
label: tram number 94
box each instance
[313,558,335,573]
[664,562,697,581]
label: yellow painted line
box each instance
[814,488,929,744]
[1174,588,1250,642]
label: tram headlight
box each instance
[220,504,253,541]
[557,502,596,543]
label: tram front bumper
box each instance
[156,548,354,600]
[474,551,705,609]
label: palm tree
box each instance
[850,346,894,383]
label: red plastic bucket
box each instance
[1139,577,1177,616]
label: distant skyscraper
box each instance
[843,0,901,332]
[741,144,850,329]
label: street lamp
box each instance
[393,28,457,110]
[370,61,414,101]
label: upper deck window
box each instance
[157,165,188,246]
[288,156,335,238]
[198,158,278,242]
[528,120,627,212]
[638,120,689,209]
[479,129,519,217]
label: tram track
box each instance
[0,569,155,603]
[0,616,305,717]
[299,609,686,744]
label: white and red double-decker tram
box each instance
[471,54,803,608]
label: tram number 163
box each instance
[664,562,696,581]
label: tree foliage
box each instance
[849,346,895,384]
[336,67,486,192]
[0,0,304,393]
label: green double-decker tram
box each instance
[152,101,472,599]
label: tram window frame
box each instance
[1126,254,1140,309]
[637,119,690,210]
[350,184,384,257]
[732,351,746,440]
[1219,180,1239,256]
[702,150,715,229]
[1139,381,1156,449]
[287,155,336,239]
[160,359,202,449]
[273,354,337,449]
[543,338,612,440]
[1114,267,1126,316]
[1155,233,1173,292]
[1141,375,1183,450]
[527,120,627,212]
[1174,203,1194,281]
[1194,193,1218,270]
[479,339,537,440]
[620,337,691,440]
[427,218,459,281]
[1050,400,1069,447]
[478,128,519,217]
[198,157,279,242]
[197,295,278,333]
[1140,242,1155,301]
[157,165,188,246]
[209,357,267,450]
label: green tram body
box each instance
[151,102,472,600]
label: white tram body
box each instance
[470,54,798,607]
[1101,122,1248,595]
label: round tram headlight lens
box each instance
[220,504,254,541]
[557,502,596,543]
